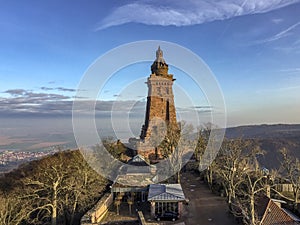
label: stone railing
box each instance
[138,211,159,225]
[81,192,113,224]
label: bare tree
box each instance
[23,155,67,225]
[279,147,300,210]
[216,139,251,206]
[159,122,180,159]
[194,125,210,163]
[168,122,195,183]
[61,152,107,225]
[0,192,29,225]
[148,120,168,160]
[246,176,267,224]
[230,145,267,225]
[196,123,220,189]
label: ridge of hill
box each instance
[226,124,300,139]
[226,124,300,169]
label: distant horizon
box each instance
[1,116,300,152]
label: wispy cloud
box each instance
[272,18,284,24]
[176,105,213,114]
[256,85,300,93]
[279,68,300,73]
[40,87,53,91]
[96,0,300,30]
[257,21,300,43]
[273,38,300,53]
[4,89,28,96]
[3,89,70,100]
[191,105,214,112]
[40,86,76,92]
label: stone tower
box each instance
[140,47,177,145]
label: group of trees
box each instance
[215,139,269,224]
[0,150,108,225]
[194,126,300,225]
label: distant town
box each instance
[0,148,63,173]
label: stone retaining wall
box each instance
[81,192,113,224]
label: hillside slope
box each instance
[0,150,108,225]
[226,124,300,169]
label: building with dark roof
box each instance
[148,183,186,219]
[111,154,156,202]
[111,155,186,220]
[257,196,300,225]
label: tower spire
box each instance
[155,46,165,63]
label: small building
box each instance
[111,154,157,202]
[148,183,185,219]
[257,195,300,225]
[111,154,186,220]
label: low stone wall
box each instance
[138,211,147,225]
[81,192,113,224]
[137,211,159,225]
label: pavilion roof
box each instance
[148,183,185,202]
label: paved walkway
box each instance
[180,171,237,225]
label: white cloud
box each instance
[96,0,300,30]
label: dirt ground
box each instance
[180,171,237,225]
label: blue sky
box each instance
[1,0,300,142]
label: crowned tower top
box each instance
[151,46,172,79]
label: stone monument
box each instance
[129,47,178,159]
